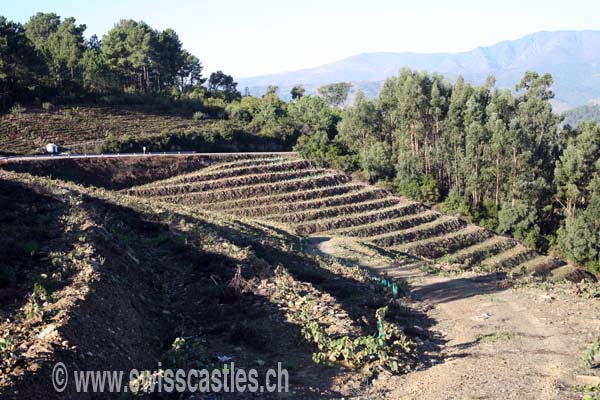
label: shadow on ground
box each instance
[305,235,512,369]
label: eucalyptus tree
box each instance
[557,176,600,272]
[336,90,379,153]
[554,121,600,218]
[317,82,352,107]
[443,76,472,193]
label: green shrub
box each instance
[395,174,440,205]
[303,307,414,374]
[165,336,207,368]
[419,174,440,204]
[581,339,600,368]
[23,282,48,320]
[192,111,205,121]
[395,176,422,201]
[0,335,16,360]
[360,142,395,183]
[203,97,227,119]
[9,103,25,115]
[556,202,600,274]
[441,189,472,218]
[475,200,499,230]
[294,131,345,168]
[42,102,54,112]
[497,200,543,249]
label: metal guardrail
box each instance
[0,151,297,162]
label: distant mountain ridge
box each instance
[237,30,600,109]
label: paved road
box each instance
[0,151,296,162]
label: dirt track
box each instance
[312,237,600,399]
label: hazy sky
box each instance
[3,0,599,78]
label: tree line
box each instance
[0,13,245,109]
[295,69,599,273]
[0,11,354,151]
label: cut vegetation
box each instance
[1,152,598,400]
[120,153,575,278]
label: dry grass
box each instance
[156,173,352,204]
[268,197,401,224]
[368,216,466,248]
[512,256,567,276]
[226,186,384,217]
[200,183,367,212]
[136,158,313,189]
[394,226,493,260]
[478,245,538,272]
[440,236,517,268]
[294,202,425,235]
[127,168,326,197]
[330,210,440,238]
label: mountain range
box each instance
[237,30,600,110]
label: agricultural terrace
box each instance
[124,153,572,279]
[0,106,288,156]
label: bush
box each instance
[556,194,600,274]
[419,175,440,204]
[442,189,472,219]
[226,97,261,123]
[9,103,25,115]
[395,174,440,205]
[192,111,205,121]
[497,200,542,249]
[360,142,394,183]
[202,97,227,119]
[474,200,499,230]
[42,102,54,112]
[395,176,422,201]
[294,131,344,168]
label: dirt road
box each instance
[311,237,600,399]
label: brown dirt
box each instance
[0,171,429,399]
[0,153,293,190]
[311,236,600,400]
[3,155,599,399]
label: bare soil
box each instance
[1,153,293,189]
[3,155,599,399]
[312,236,600,400]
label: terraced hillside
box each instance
[124,154,571,279]
[2,153,598,399]
[0,168,425,398]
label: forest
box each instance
[0,13,598,275]
[295,69,600,275]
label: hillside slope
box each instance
[238,30,600,108]
[0,168,426,398]
[2,154,599,398]
[562,104,600,127]
[125,154,571,279]
[0,106,286,156]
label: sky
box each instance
[3,0,600,78]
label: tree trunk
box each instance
[495,157,500,207]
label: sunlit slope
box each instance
[125,154,569,276]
